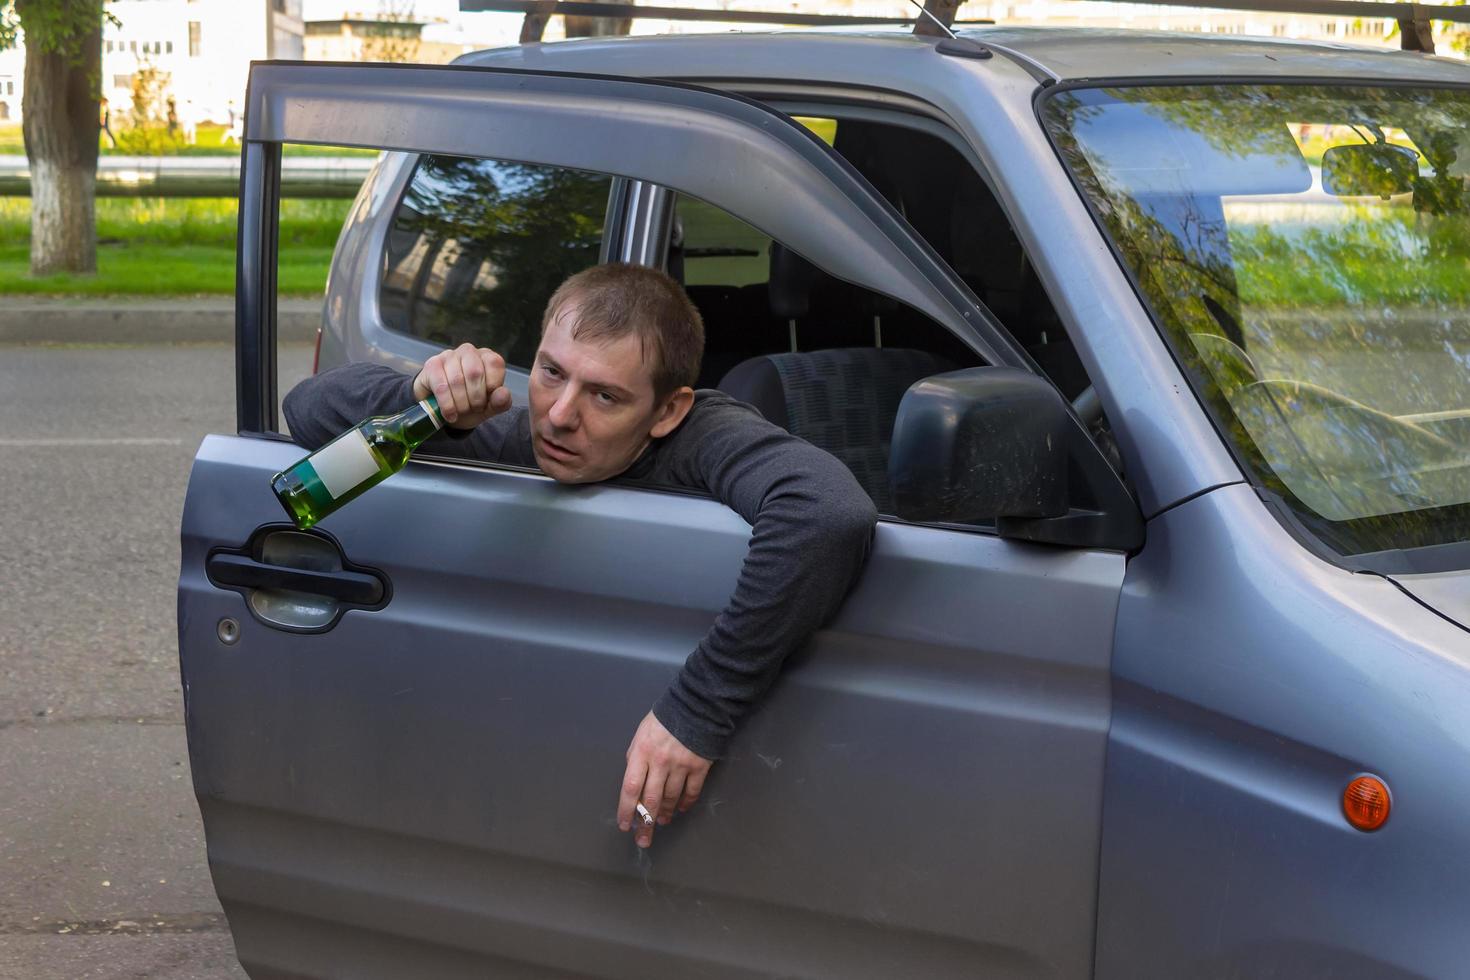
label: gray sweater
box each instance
[282,363,878,759]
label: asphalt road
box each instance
[0,341,313,980]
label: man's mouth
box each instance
[536,433,578,462]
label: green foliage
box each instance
[1448,0,1470,55]
[0,3,18,52]
[111,60,181,154]
[0,241,333,294]
[0,197,349,247]
[4,0,113,64]
[0,123,382,157]
[0,196,350,293]
[362,0,421,63]
[1232,214,1470,308]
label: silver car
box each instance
[179,26,1470,978]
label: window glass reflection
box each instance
[380,156,611,369]
[1046,85,1470,554]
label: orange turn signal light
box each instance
[1343,775,1391,832]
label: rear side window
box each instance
[379,155,612,368]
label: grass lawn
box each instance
[0,242,335,295]
[0,197,350,296]
[0,122,379,158]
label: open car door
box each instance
[179,60,1125,978]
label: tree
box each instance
[361,1,421,64]
[114,59,178,156]
[0,1,109,275]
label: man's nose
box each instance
[547,387,580,430]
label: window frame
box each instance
[239,61,1107,535]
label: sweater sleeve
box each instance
[281,362,534,466]
[649,397,879,760]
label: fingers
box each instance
[617,711,715,848]
[639,768,668,848]
[480,348,505,393]
[462,346,486,411]
[480,348,509,419]
[416,345,509,429]
[417,353,458,423]
[617,756,648,834]
[678,766,707,814]
[442,347,471,420]
[659,772,683,827]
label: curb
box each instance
[0,299,322,344]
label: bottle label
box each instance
[420,399,443,430]
[311,429,380,499]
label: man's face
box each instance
[528,300,689,484]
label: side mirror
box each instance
[1322,143,1418,200]
[889,367,1143,551]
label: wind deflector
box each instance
[236,61,1013,423]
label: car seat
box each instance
[719,345,955,513]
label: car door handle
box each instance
[206,553,385,605]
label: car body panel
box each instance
[181,433,1124,977]
[1389,568,1470,632]
[1099,482,1470,978]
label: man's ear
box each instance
[649,386,695,439]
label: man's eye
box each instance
[596,391,617,405]
[541,364,561,379]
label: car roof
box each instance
[456,26,1470,88]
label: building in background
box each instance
[305,14,468,63]
[0,0,304,126]
[103,0,304,127]
[0,45,20,122]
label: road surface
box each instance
[0,341,312,979]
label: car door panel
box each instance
[182,60,1126,978]
[182,434,1120,977]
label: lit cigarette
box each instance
[635,803,654,826]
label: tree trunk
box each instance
[20,11,101,276]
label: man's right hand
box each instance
[412,343,513,430]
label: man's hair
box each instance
[541,263,705,399]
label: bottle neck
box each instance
[398,395,444,448]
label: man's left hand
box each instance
[617,711,712,849]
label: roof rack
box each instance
[461,0,1469,52]
[457,0,991,43]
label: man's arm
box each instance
[281,347,530,466]
[618,395,879,845]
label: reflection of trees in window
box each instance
[1045,86,1470,550]
[381,156,610,367]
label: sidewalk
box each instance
[0,297,322,344]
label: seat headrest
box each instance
[767,241,897,322]
[767,242,826,321]
[717,347,958,512]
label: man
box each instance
[282,263,877,848]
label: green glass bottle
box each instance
[272,395,445,529]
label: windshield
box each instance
[1044,83,1470,559]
